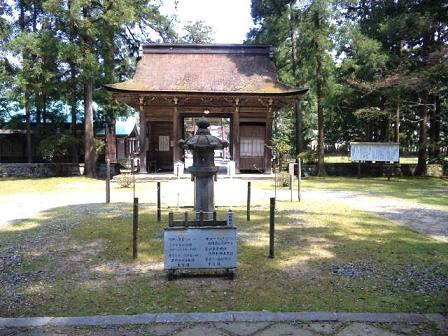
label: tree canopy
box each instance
[0,0,214,174]
[248,0,447,174]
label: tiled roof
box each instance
[105,44,306,97]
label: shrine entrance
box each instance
[183,116,231,172]
[105,44,307,174]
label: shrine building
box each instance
[105,44,307,174]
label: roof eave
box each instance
[103,84,308,98]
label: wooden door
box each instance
[148,121,173,171]
[240,124,266,171]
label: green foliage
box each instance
[95,138,105,156]
[182,21,214,43]
[354,107,389,122]
[276,171,290,187]
[39,134,81,162]
[298,150,317,164]
[249,0,447,167]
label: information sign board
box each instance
[350,142,399,162]
[164,227,237,270]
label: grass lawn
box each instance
[1,177,447,317]
[254,177,448,211]
[0,176,155,200]
[0,177,105,195]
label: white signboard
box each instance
[350,142,399,162]
[164,227,237,270]
[158,135,170,151]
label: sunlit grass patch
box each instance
[254,177,448,210]
[1,185,447,317]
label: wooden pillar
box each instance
[173,97,181,164]
[138,97,148,173]
[264,99,273,174]
[232,98,240,173]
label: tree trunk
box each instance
[70,91,78,163]
[295,100,304,157]
[24,94,32,163]
[36,96,41,126]
[42,94,47,124]
[19,0,32,163]
[68,0,78,163]
[394,99,400,143]
[314,8,326,176]
[83,80,96,177]
[415,95,428,176]
[429,95,441,160]
[316,101,326,176]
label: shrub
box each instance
[298,150,317,164]
[115,173,133,188]
[39,134,80,162]
[276,171,290,187]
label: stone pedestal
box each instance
[194,175,215,220]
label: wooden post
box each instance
[269,197,275,258]
[138,97,147,173]
[357,161,361,179]
[246,181,251,222]
[157,181,161,222]
[233,99,240,173]
[132,197,139,259]
[264,99,273,174]
[298,159,302,201]
[131,156,136,199]
[168,211,174,227]
[184,211,188,225]
[274,167,277,198]
[213,211,217,224]
[173,97,181,163]
[290,174,293,202]
[106,159,110,204]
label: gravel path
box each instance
[304,190,448,243]
[1,179,447,242]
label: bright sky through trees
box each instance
[161,0,253,43]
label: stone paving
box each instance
[1,312,447,336]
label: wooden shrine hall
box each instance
[105,44,307,174]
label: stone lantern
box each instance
[179,117,228,220]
